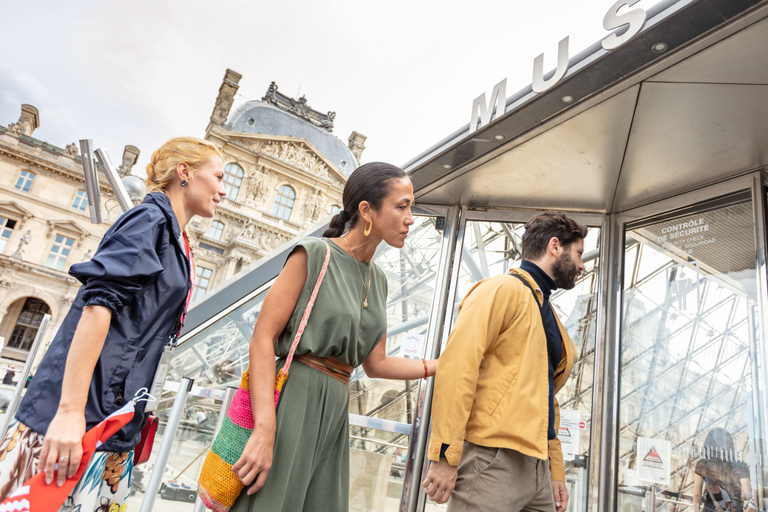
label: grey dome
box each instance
[228,101,357,176]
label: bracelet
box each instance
[422,358,428,380]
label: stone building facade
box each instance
[189,69,366,301]
[0,104,139,364]
[0,71,366,364]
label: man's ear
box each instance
[547,236,561,257]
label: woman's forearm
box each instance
[248,333,277,433]
[366,356,437,380]
[58,305,112,413]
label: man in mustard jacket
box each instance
[423,211,587,512]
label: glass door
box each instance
[616,190,766,512]
[422,210,603,512]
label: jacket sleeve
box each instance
[548,396,566,481]
[69,205,166,315]
[427,275,520,466]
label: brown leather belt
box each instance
[294,353,353,384]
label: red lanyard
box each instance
[176,231,195,340]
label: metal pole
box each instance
[0,314,50,438]
[139,377,194,512]
[192,386,236,512]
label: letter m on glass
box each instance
[470,78,507,133]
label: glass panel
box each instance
[618,192,764,512]
[161,213,446,509]
[425,218,600,512]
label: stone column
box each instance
[210,69,243,126]
[348,131,367,163]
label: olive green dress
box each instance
[231,237,388,512]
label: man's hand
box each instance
[422,459,458,505]
[552,479,569,512]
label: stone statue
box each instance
[10,230,31,260]
[321,111,336,132]
[263,81,278,104]
[65,143,79,157]
[247,167,269,203]
[82,249,93,262]
[6,123,22,136]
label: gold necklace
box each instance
[343,236,373,309]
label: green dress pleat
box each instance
[231,237,387,512]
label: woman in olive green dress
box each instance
[230,162,437,512]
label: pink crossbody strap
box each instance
[274,240,331,405]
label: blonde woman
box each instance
[0,137,226,508]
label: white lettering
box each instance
[532,36,570,93]
[469,78,507,133]
[602,0,647,50]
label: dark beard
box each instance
[551,251,579,290]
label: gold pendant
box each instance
[363,299,368,309]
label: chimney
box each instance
[348,131,367,163]
[210,69,243,126]
[118,145,141,177]
[18,104,40,136]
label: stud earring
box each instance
[180,179,188,187]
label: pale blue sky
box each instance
[0,0,663,174]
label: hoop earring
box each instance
[364,221,372,237]
[180,179,188,187]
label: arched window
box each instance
[328,204,341,215]
[8,298,50,351]
[15,171,35,192]
[223,163,244,199]
[207,220,224,241]
[73,191,88,211]
[273,185,296,220]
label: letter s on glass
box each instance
[602,0,647,51]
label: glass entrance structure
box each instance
[136,1,768,511]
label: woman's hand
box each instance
[232,428,275,495]
[37,409,86,486]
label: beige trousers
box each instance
[447,441,556,512]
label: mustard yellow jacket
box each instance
[427,268,575,481]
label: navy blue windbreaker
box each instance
[16,192,191,452]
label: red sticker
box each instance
[578,421,587,430]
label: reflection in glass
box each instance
[618,193,763,512]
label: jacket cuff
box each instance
[427,438,463,466]
[549,455,565,481]
[82,292,122,315]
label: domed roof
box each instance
[228,101,358,177]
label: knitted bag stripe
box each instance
[199,241,331,511]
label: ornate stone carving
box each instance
[261,141,330,179]
[65,143,79,157]
[6,123,22,136]
[81,249,93,262]
[261,82,336,132]
[246,165,269,204]
[10,230,31,260]
[304,189,326,222]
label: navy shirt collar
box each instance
[520,260,558,300]
[144,192,182,240]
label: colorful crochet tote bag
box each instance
[198,240,331,511]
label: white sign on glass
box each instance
[637,437,671,485]
[399,333,425,359]
[558,408,583,461]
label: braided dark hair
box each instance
[323,162,407,237]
